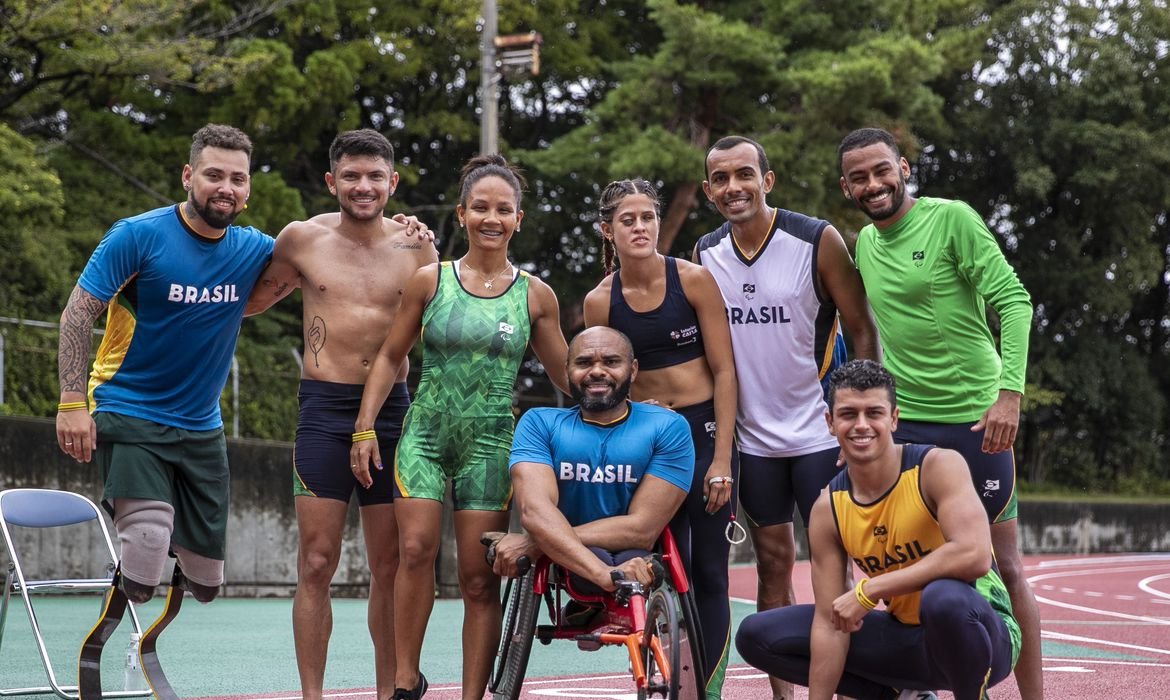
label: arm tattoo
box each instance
[258,277,291,298]
[58,285,108,394]
[308,315,327,368]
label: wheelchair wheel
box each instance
[679,588,707,684]
[640,587,703,700]
[491,569,540,700]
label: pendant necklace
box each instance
[462,259,512,290]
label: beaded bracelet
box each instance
[352,430,377,443]
[57,401,88,412]
[855,578,878,610]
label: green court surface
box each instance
[0,592,758,698]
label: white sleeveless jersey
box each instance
[696,208,841,457]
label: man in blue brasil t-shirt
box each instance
[491,326,694,592]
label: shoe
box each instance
[561,599,603,627]
[895,690,937,700]
[393,672,428,700]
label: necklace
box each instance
[462,259,512,290]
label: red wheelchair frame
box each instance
[489,528,705,700]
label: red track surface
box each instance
[205,553,1170,700]
[724,553,1170,700]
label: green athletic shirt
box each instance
[411,261,532,417]
[855,197,1032,422]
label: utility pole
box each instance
[480,0,499,155]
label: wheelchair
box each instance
[488,529,705,700]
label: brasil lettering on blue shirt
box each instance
[558,462,640,484]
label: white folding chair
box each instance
[0,488,150,699]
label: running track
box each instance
[205,553,1170,700]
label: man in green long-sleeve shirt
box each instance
[836,127,1043,700]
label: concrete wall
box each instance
[3,416,1168,596]
[3,415,305,597]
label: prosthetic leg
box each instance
[137,565,187,700]
[77,564,187,699]
[77,569,130,699]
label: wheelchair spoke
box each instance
[491,568,539,700]
[639,586,702,700]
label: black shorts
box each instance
[738,447,843,528]
[894,419,1018,523]
[293,379,409,506]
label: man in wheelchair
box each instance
[489,325,694,598]
[484,327,704,699]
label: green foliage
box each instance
[0,325,62,417]
[923,0,1170,490]
[0,125,71,316]
[237,171,308,236]
[1,0,1167,489]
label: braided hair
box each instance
[596,178,661,276]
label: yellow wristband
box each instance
[351,430,377,443]
[855,578,878,610]
[57,402,88,412]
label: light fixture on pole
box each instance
[480,0,542,156]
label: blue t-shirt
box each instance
[79,204,274,430]
[509,402,695,526]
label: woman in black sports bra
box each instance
[583,178,739,700]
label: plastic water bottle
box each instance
[123,632,146,691]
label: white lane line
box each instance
[1084,591,1105,597]
[1030,564,1170,584]
[1138,573,1170,602]
[1033,555,1170,569]
[1030,563,1170,617]
[1043,657,1170,669]
[1042,629,1170,656]
[1035,592,1170,625]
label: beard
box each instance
[190,193,242,229]
[570,375,633,413]
[857,174,907,222]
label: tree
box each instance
[920,0,1170,489]
[522,0,996,262]
[0,124,69,315]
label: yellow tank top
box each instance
[828,444,945,624]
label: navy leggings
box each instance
[567,547,651,595]
[668,400,738,695]
[735,579,1015,700]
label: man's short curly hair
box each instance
[826,359,897,411]
[189,124,253,165]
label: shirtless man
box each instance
[245,129,437,700]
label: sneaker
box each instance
[393,672,428,700]
[895,691,937,700]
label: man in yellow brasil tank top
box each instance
[736,360,1019,700]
